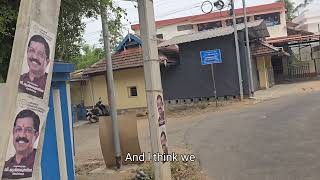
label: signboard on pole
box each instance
[200,49,222,106]
[200,49,222,65]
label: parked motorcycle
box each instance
[86,98,110,123]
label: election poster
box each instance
[18,21,55,99]
[2,99,47,179]
[156,94,166,127]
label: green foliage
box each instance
[293,0,314,15]
[0,0,125,82]
[0,0,20,82]
[71,44,104,70]
[56,0,125,61]
[101,15,125,51]
[278,0,295,20]
[279,0,315,21]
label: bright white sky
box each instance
[84,0,305,47]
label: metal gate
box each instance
[273,62,314,82]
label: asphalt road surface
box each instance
[187,91,320,180]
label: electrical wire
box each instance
[155,2,202,19]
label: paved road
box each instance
[187,92,320,180]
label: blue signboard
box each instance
[200,49,222,65]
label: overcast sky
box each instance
[84,0,305,47]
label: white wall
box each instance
[134,23,197,40]
[291,43,319,73]
[156,23,197,40]
[293,1,320,34]
[266,11,287,38]
[133,11,287,40]
[306,23,320,34]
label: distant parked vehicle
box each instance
[86,98,110,123]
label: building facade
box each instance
[70,34,179,111]
[132,2,287,40]
[292,1,320,34]
[158,21,287,102]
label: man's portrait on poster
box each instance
[2,109,40,179]
[157,95,165,126]
[18,34,50,99]
[160,131,169,155]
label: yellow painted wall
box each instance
[70,82,82,105]
[114,68,147,109]
[70,77,107,107]
[70,67,147,110]
[256,56,269,89]
[89,75,109,106]
[265,56,272,69]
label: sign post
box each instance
[210,64,218,107]
[200,49,222,107]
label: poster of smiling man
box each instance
[156,95,166,127]
[2,101,47,179]
[18,22,54,99]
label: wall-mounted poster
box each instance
[2,100,47,179]
[156,95,165,127]
[18,21,54,99]
[160,130,169,155]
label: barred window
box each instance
[177,24,194,31]
[128,86,138,97]
[197,21,222,31]
[254,13,281,27]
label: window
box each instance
[177,24,194,31]
[197,21,222,31]
[225,17,251,26]
[80,80,87,86]
[128,86,138,97]
[254,12,280,27]
[156,34,163,39]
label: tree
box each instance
[71,44,105,70]
[279,0,315,21]
[55,0,125,61]
[0,0,20,82]
[0,0,125,82]
[293,0,314,15]
[278,0,296,20]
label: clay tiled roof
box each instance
[131,2,285,30]
[251,41,289,57]
[286,22,314,36]
[286,21,299,28]
[83,47,144,75]
[267,34,320,44]
[70,69,89,81]
[83,46,178,76]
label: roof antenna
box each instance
[128,29,131,42]
[127,19,131,42]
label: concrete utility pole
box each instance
[100,5,122,169]
[231,0,244,100]
[0,0,61,178]
[317,24,320,75]
[137,0,172,179]
[242,0,254,97]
